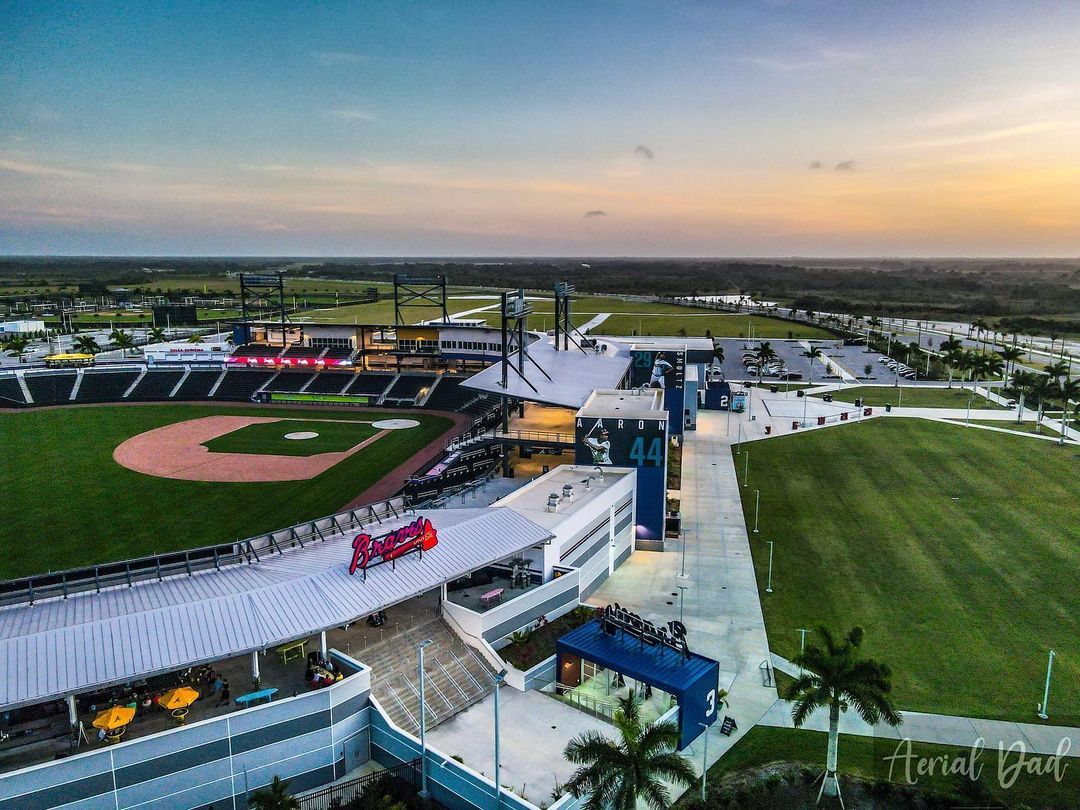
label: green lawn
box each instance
[591,313,831,339]
[738,419,1079,721]
[0,404,452,578]
[958,419,1059,436]
[202,418,379,456]
[676,726,1079,809]
[828,385,1005,409]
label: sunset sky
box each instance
[2,1,1080,256]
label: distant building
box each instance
[0,319,46,335]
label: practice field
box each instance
[0,405,453,579]
[202,418,379,456]
[738,418,1079,721]
[829,385,1006,409]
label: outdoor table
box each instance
[105,727,125,744]
[234,688,278,708]
[171,708,189,725]
[480,587,505,607]
[276,639,306,664]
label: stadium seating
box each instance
[232,343,280,357]
[264,372,314,392]
[173,370,222,400]
[24,373,77,405]
[127,370,183,401]
[342,373,395,397]
[211,370,275,400]
[384,374,436,403]
[422,377,473,412]
[304,373,353,394]
[0,376,26,405]
[76,371,141,402]
[319,347,354,360]
[282,345,322,359]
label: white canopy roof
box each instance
[0,508,552,709]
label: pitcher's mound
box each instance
[284,431,320,440]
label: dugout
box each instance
[556,612,720,749]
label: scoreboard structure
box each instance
[575,389,669,542]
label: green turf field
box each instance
[738,418,1079,721]
[675,726,1079,809]
[829,385,1005,409]
[202,419,379,456]
[954,418,1059,436]
[0,405,452,578]
[592,312,830,338]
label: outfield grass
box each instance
[738,418,1079,721]
[829,385,1005,409]
[202,419,379,456]
[0,405,452,578]
[676,726,1079,809]
[593,313,831,339]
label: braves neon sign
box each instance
[348,516,438,576]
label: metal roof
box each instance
[461,336,631,408]
[0,508,552,709]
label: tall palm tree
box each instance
[1057,378,1079,445]
[187,333,206,344]
[867,316,882,336]
[3,335,31,359]
[802,345,824,384]
[248,775,298,810]
[1044,360,1068,383]
[148,326,167,343]
[788,626,902,803]
[998,346,1023,380]
[1009,369,1037,423]
[73,335,101,355]
[939,337,963,387]
[754,341,777,384]
[1032,376,1059,429]
[111,330,136,356]
[563,693,695,810]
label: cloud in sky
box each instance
[809,161,823,170]
[326,108,380,122]
[0,157,91,179]
[634,145,655,160]
[584,210,607,217]
[740,47,866,73]
[834,161,857,172]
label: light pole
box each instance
[801,387,808,428]
[1037,650,1055,720]
[417,639,434,798]
[494,669,507,808]
[966,394,975,426]
[678,529,689,580]
[743,451,749,488]
[753,489,760,533]
[796,628,810,673]
[699,722,710,802]
[765,541,774,593]
[676,584,688,624]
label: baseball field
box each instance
[0,404,455,579]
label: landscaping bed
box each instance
[499,606,598,671]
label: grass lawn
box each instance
[738,418,1079,721]
[0,404,452,578]
[957,419,1060,436]
[829,385,1005,409]
[675,726,1079,809]
[202,418,379,456]
[593,313,831,339]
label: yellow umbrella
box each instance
[158,686,200,711]
[92,705,135,731]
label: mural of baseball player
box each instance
[582,423,612,464]
[649,352,674,389]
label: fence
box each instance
[298,758,420,810]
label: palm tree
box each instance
[563,693,695,810]
[187,333,206,344]
[1056,377,1079,445]
[998,346,1023,380]
[111,329,136,356]
[1032,376,1059,429]
[867,316,882,337]
[249,775,298,810]
[802,345,824,384]
[3,335,31,359]
[148,326,167,344]
[1044,360,1068,383]
[73,335,101,355]
[754,341,777,384]
[1009,369,1037,423]
[788,626,902,803]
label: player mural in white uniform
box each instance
[649,353,674,389]
[583,426,612,465]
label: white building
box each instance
[0,319,46,335]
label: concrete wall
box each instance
[0,653,371,810]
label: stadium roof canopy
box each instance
[0,508,552,709]
[461,335,632,408]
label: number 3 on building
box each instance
[705,688,716,718]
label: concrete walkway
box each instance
[586,409,779,781]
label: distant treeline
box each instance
[2,256,1079,324]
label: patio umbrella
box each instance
[158,686,200,710]
[92,705,135,731]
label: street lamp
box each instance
[753,489,760,533]
[417,639,434,798]
[765,542,774,593]
[966,394,976,426]
[743,451,749,488]
[676,584,688,624]
[698,722,710,803]
[494,668,507,808]
[1037,650,1055,720]
[678,529,689,580]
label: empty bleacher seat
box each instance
[174,370,222,400]
[211,370,275,400]
[24,373,77,405]
[265,372,314,392]
[232,343,281,357]
[305,373,352,394]
[422,377,472,412]
[384,374,435,401]
[76,371,140,403]
[0,376,26,405]
[342,373,395,397]
[319,347,354,360]
[282,345,323,358]
[127,371,183,401]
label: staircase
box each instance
[362,618,496,735]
